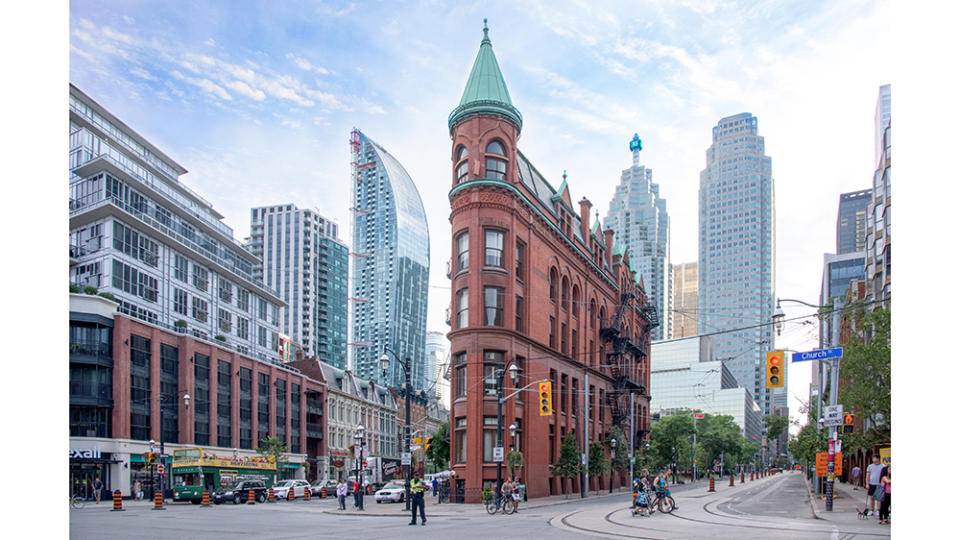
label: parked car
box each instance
[273,479,310,500]
[310,479,339,496]
[213,479,267,504]
[374,481,406,503]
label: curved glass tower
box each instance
[350,129,430,390]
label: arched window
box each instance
[485,140,507,180]
[589,299,596,328]
[561,277,569,311]
[599,306,606,328]
[455,145,469,184]
[572,286,580,318]
[549,269,557,302]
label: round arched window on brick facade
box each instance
[485,140,507,180]
[455,145,469,184]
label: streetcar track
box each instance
[558,508,666,540]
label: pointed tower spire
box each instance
[448,19,523,134]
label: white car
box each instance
[374,481,406,503]
[272,479,310,499]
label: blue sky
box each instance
[68,0,894,429]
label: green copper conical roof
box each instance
[448,19,523,133]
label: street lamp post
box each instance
[611,438,619,492]
[354,424,365,510]
[773,296,842,511]
[381,347,412,511]
[157,392,189,501]
[496,363,519,498]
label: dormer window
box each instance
[485,140,507,180]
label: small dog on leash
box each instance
[857,508,869,520]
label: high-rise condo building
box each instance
[249,204,349,367]
[697,112,778,415]
[349,129,430,390]
[68,84,284,364]
[836,190,871,254]
[604,134,672,340]
[671,262,698,338]
[866,85,891,309]
[425,331,448,402]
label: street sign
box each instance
[630,456,636,465]
[694,413,705,419]
[157,464,165,475]
[581,453,588,466]
[362,461,367,469]
[493,447,504,463]
[791,347,843,363]
[815,452,843,476]
[401,452,411,466]
[823,404,844,427]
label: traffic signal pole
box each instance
[825,297,842,512]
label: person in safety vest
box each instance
[409,473,427,526]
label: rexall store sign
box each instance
[70,447,102,459]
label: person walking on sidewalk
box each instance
[432,477,438,497]
[336,479,347,510]
[866,455,884,516]
[409,473,427,526]
[878,466,891,525]
[851,464,862,491]
[93,477,103,504]
[352,479,361,509]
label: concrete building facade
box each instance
[249,203,349,367]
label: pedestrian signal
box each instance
[842,414,854,434]
[766,351,785,389]
[538,381,553,416]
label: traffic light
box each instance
[425,437,432,452]
[842,414,854,434]
[538,381,553,416]
[765,351,785,389]
[144,452,154,464]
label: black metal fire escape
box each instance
[599,293,649,429]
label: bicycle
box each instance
[485,493,517,515]
[646,488,676,514]
[70,495,86,509]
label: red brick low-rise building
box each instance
[446,23,654,502]
[69,293,326,498]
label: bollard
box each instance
[303,486,310,502]
[287,487,294,501]
[321,486,327,499]
[268,488,276,503]
[201,490,211,507]
[152,490,165,510]
[248,488,256,505]
[367,484,373,495]
[111,489,124,511]
[741,473,745,484]
[750,473,754,481]
[708,478,715,492]
[729,476,734,487]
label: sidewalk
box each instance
[804,474,891,531]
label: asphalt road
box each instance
[69,473,890,540]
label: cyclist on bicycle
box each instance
[499,478,512,511]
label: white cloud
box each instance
[130,67,156,81]
[226,80,266,101]
[122,15,135,25]
[205,38,216,47]
[287,53,330,75]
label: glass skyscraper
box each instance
[249,204,349,367]
[836,189,871,254]
[349,129,430,390]
[603,134,672,340]
[697,113,778,416]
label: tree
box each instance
[608,425,630,475]
[587,442,608,495]
[764,414,790,462]
[425,422,450,471]
[696,414,743,476]
[648,412,695,471]
[505,450,524,479]
[257,436,289,471]
[839,307,891,448]
[551,431,581,497]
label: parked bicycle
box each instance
[485,493,517,515]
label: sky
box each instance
[67,0,894,434]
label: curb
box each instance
[802,473,823,520]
